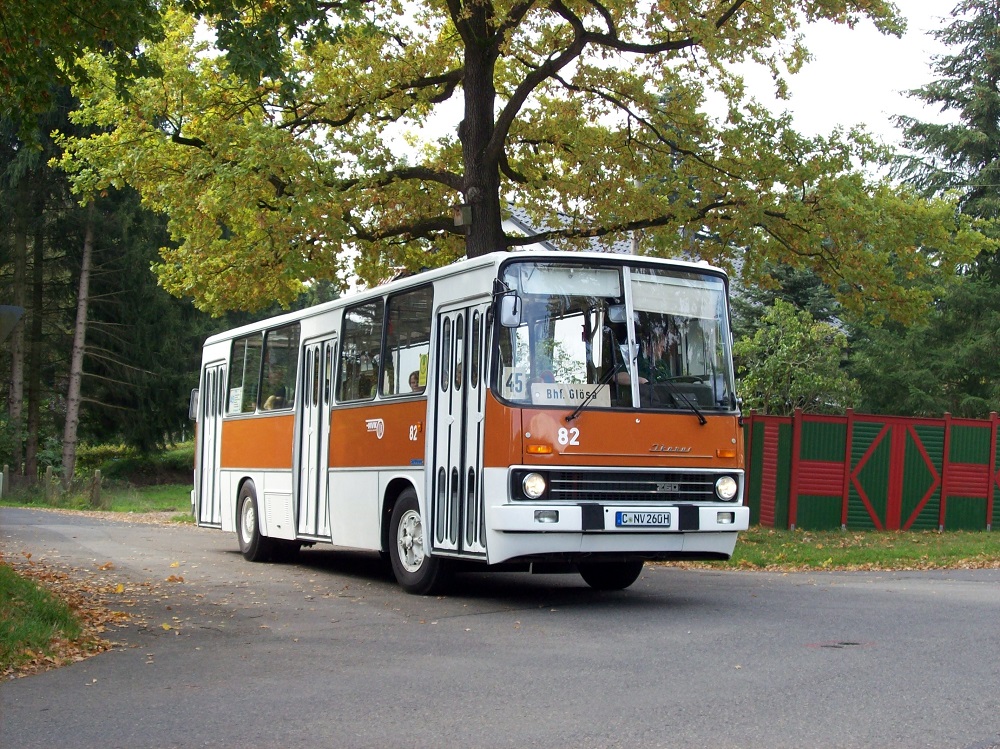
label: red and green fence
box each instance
[744,410,1000,531]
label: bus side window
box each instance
[384,285,432,396]
[261,323,300,411]
[228,334,263,413]
[337,299,384,402]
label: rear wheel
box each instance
[389,489,449,595]
[237,482,272,562]
[578,560,645,590]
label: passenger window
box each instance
[384,286,432,397]
[228,334,263,413]
[337,300,384,402]
[260,324,300,411]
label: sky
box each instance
[770,2,956,146]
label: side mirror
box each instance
[499,294,522,327]
[188,389,200,421]
[607,304,627,324]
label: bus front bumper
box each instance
[488,503,749,534]
[483,503,749,565]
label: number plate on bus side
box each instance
[615,511,672,528]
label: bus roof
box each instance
[202,250,728,346]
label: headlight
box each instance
[522,472,547,499]
[715,476,738,501]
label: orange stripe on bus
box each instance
[330,399,427,468]
[220,414,295,469]
[484,392,522,468]
[482,391,743,470]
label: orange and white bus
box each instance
[190,250,749,593]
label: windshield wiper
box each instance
[567,323,627,423]
[565,360,622,422]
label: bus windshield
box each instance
[495,260,737,413]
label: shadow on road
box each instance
[250,545,695,612]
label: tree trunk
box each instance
[61,204,95,489]
[24,223,45,482]
[8,202,27,475]
[459,3,507,259]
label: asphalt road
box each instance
[1,506,999,749]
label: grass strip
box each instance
[0,561,83,674]
[1,483,194,521]
[708,526,1000,571]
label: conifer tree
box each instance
[850,0,1000,416]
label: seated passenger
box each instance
[263,384,286,410]
[409,370,424,392]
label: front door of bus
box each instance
[197,362,225,527]
[432,303,488,557]
[296,336,335,540]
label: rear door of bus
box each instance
[296,336,335,540]
[196,361,226,526]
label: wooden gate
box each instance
[744,410,1000,531]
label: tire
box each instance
[578,560,645,590]
[388,489,449,595]
[237,482,272,562]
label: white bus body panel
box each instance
[329,469,380,549]
[219,471,235,533]
[263,470,295,540]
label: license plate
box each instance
[616,511,672,528]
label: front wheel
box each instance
[578,560,645,591]
[388,489,450,595]
[237,482,272,562]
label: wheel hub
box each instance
[396,509,424,573]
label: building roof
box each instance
[503,205,635,254]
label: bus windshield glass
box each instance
[495,260,737,413]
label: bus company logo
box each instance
[649,444,692,453]
[365,418,385,439]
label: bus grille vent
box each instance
[545,471,720,503]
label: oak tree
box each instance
[57,1,985,314]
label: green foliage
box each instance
[732,262,841,341]
[74,442,194,483]
[735,299,859,415]
[0,0,162,137]
[1,103,79,474]
[850,275,1000,417]
[2,94,217,463]
[1,479,192,516]
[54,1,985,318]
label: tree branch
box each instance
[343,210,459,243]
